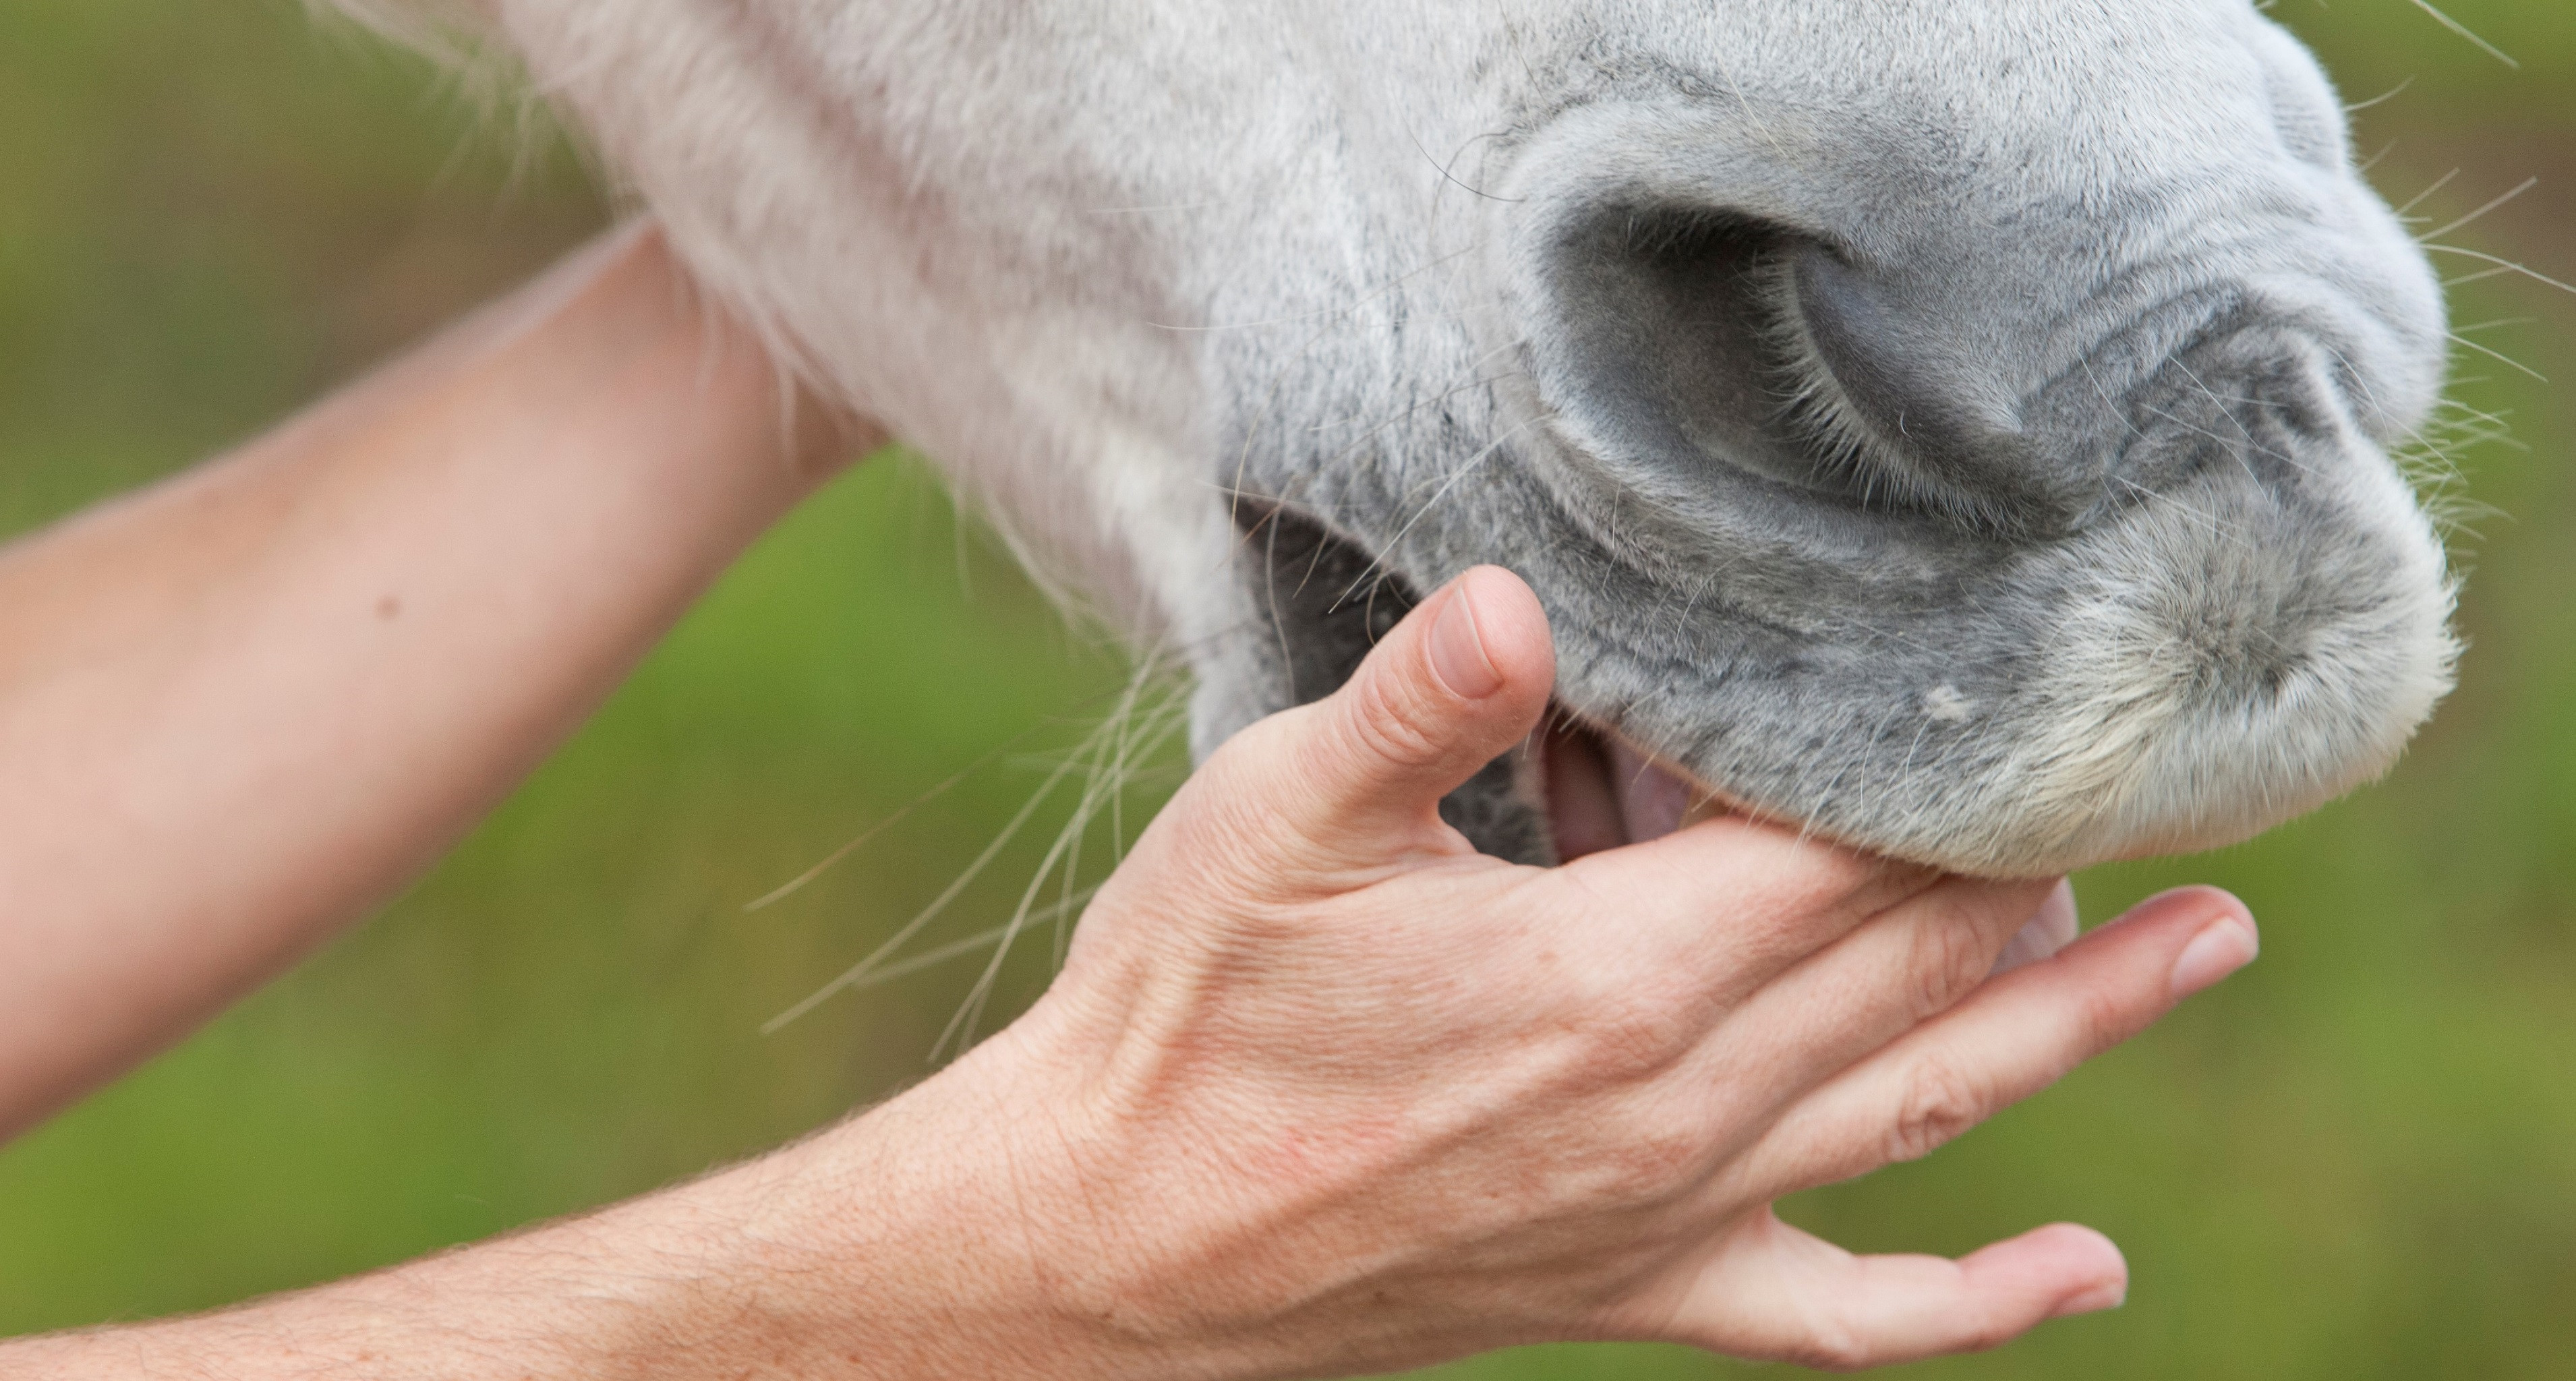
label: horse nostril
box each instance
[1535,202,1985,518]
[1788,246,2101,534]
[1529,202,2106,537]
[1531,204,1822,494]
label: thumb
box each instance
[1263,565,1554,858]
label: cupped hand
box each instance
[961,566,2255,1377]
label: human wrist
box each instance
[742,1017,1222,1381]
[839,991,1420,1381]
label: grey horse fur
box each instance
[333,0,2459,877]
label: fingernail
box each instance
[1428,583,1504,699]
[2169,910,2259,1000]
[2051,1279,2128,1318]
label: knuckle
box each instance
[1190,701,1437,880]
[2076,982,2133,1053]
[1904,901,1995,1020]
[1592,1121,1707,1206]
[1565,969,1707,1082]
[1341,669,1449,771]
[1730,831,1879,916]
[1797,841,1891,904]
[1782,1318,1875,1372]
[1955,1308,2024,1356]
[1887,1053,1989,1164]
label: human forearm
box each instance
[3,1159,825,1379]
[0,1039,1134,1381]
[0,223,875,1136]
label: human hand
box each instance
[931,565,2258,1376]
[1,566,2253,1379]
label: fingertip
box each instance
[1426,583,1504,699]
[2171,910,2258,1001]
[2034,1221,2126,1276]
[1445,566,1553,699]
[2045,1225,2128,1317]
[2088,885,2257,1000]
[1972,1223,2126,1318]
[1281,567,1556,840]
[2111,884,2254,937]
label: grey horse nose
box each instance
[1790,246,2106,534]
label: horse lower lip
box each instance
[1538,711,1716,861]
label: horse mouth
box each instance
[1533,713,1736,862]
[1232,494,1745,866]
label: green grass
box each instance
[0,1,2571,1374]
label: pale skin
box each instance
[0,224,2259,1376]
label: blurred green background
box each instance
[0,1,2568,1375]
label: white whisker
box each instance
[2402,0,2517,69]
[2447,332,2546,383]
[2420,244,2576,297]
[2394,168,2461,218]
[2416,177,2537,245]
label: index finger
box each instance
[1531,812,1941,1004]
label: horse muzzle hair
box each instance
[337,0,2461,877]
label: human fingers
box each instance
[1212,564,1554,866]
[1705,873,2062,1107]
[1744,886,2254,1196]
[1532,817,1939,1007]
[1652,1212,2125,1370]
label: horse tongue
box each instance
[1608,740,1697,843]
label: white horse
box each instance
[334,0,2459,878]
